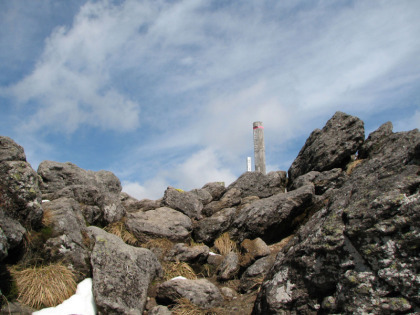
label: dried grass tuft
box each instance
[163,261,197,281]
[171,298,223,315]
[104,220,139,246]
[9,262,77,309]
[346,159,364,175]
[213,232,237,256]
[41,208,54,227]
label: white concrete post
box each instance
[253,121,266,174]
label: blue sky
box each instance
[1,0,419,200]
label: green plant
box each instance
[9,262,77,309]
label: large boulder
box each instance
[227,171,287,198]
[0,136,26,162]
[230,185,315,243]
[202,182,226,201]
[217,251,240,281]
[42,198,91,280]
[253,126,420,314]
[37,161,125,225]
[125,207,192,243]
[288,111,364,182]
[290,168,347,195]
[202,188,241,217]
[166,243,209,263]
[88,226,162,314]
[240,255,275,293]
[156,278,223,309]
[162,187,203,220]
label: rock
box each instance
[217,251,240,281]
[230,185,315,243]
[148,305,172,315]
[358,121,393,159]
[227,171,287,198]
[193,207,236,244]
[288,111,364,181]
[202,182,226,201]
[163,187,203,220]
[0,214,26,260]
[207,252,224,267]
[166,243,209,263]
[290,168,347,195]
[220,287,237,300]
[125,207,192,243]
[88,226,162,315]
[156,278,223,309]
[253,126,420,314]
[240,255,275,293]
[0,301,34,314]
[42,198,90,280]
[239,238,270,268]
[37,161,125,225]
[202,188,241,217]
[0,136,26,162]
[189,188,213,205]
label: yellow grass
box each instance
[41,208,54,227]
[171,298,223,315]
[104,220,139,246]
[346,159,364,175]
[163,261,197,281]
[213,232,237,256]
[9,262,77,309]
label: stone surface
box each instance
[163,187,203,220]
[290,168,347,195]
[193,207,236,244]
[253,126,420,314]
[38,161,125,225]
[230,185,315,243]
[166,243,209,263]
[227,171,287,198]
[288,111,364,181]
[202,188,241,217]
[240,238,270,267]
[189,188,213,205]
[148,305,172,315]
[125,207,192,243]
[240,255,275,293]
[156,278,223,309]
[202,182,226,201]
[0,136,26,162]
[217,251,240,281]
[88,226,162,315]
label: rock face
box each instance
[288,111,364,181]
[125,207,192,243]
[88,226,161,315]
[227,171,287,198]
[254,123,420,314]
[38,161,125,225]
[202,188,241,217]
[163,187,203,220]
[156,278,223,309]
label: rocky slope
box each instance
[0,111,419,314]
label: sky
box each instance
[0,0,419,200]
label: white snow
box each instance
[32,278,96,315]
[170,276,187,281]
[209,251,218,256]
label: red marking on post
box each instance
[253,126,264,129]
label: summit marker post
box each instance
[253,121,266,174]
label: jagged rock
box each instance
[217,251,240,281]
[125,207,192,243]
[42,198,90,280]
[202,182,226,201]
[163,187,203,220]
[227,171,287,198]
[156,278,223,309]
[202,188,241,217]
[237,195,260,211]
[240,255,275,293]
[0,136,26,162]
[148,305,172,315]
[239,238,270,268]
[38,161,125,225]
[189,188,213,205]
[290,168,347,194]
[288,111,364,181]
[88,226,162,315]
[193,207,236,244]
[253,126,420,314]
[358,121,393,159]
[207,252,224,267]
[166,243,209,263]
[120,192,144,212]
[0,214,26,260]
[230,185,315,243]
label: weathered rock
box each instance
[193,207,236,244]
[0,136,26,162]
[88,226,162,315]
[38,161,125,225]
[228,171,287,198]
[217,251,240,281]
[166,243,209,263]
[230,185,315,243]
[290,168,347,195]
[207,252,224,267]
[288,111,364,181]
[0,214,26,260]
[163,187,203,220]
[121,195,162,213]
[42,198,90,280]
[358,121,393,159]
[220,287,237,300]
[125,207,192,243]
[240,255,275,293]
[253,126,420,314]
[240,238,270,268]
[148,305,172,315]
[202,188,241,217]
[156,278,223,309]
[202,182,226,201]
[189,188,213,205]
